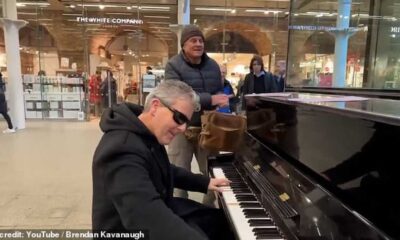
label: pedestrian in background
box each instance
[0,73,15,133]
[217,64,238,113]
[274,60,286,92]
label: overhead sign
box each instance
[76,17,143,25]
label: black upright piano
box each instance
[209,93,400,240]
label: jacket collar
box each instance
[253,70,265,78]
[180,50,208,68]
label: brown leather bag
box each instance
[184,126,202,144]
[199,112,246,152]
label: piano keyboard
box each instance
[213,166,285,240]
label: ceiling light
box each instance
[17,2,50,7]
[18,12,37,15]
[141,6,170,10]
[127,6,132,10]
[245,9,265,13]
[143,15,170,19]
[247,9,282,14]
[106,12,132,16]
[195,7,234,12]
[147,21,171,24]
[231,9,236,14]
[62,13,82,16]
[99,5,105,10]
[78,4,121,8]
[70,4,76,8]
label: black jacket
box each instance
[0,82,6,113]
[242,71,277,95]
[274,75,285,92]
[92,103,210,239]
[165,51,221,126]
[100,77,117,106]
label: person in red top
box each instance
[89,71,102,116]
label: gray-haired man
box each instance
[92,81,233,240]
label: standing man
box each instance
[92,81,233,240]
[165,25,228,200]
[274,60,286,92]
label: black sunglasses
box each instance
[157,98,190,125]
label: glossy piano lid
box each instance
[253,92,400,126]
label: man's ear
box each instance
[149,98,161,116]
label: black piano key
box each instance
[244,209,267,214]
[223,171,239,175]
[227,176,242,179]
[223,172,239,175]
[226,177,241,180]
[236,195,257,202]
[253,227,279,234]
[222,169,237,172]
[229,180,244,184]
[233,189,252,194]
[253,228,282,239]
[243,209,269,218]
[225,175,241,179]
[240,202,262,208]
[248,219,274,226]
[231,186,249,190]
[230,183,247,187]
[255,235,283,240]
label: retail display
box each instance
[23,75,85,119]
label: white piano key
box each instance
[221,192,257,240]
[212,167,284,240]
[212,167,226,178]
[213,168,256,239]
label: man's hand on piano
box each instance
[208,178,232,193]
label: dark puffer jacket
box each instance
[165,51,221,126]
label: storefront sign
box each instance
[390,27,400,33]
[76,17,143,25]
[289,25,339,31]
[142,74,156,93]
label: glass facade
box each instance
[0,0,291,120]
[287,0,400,89]
[2,0,399,120]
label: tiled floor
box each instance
[0,119,203,229]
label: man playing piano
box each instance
[92,81,234,240]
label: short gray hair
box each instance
[144,80,200,111]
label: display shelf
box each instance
[23,74,85,120]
